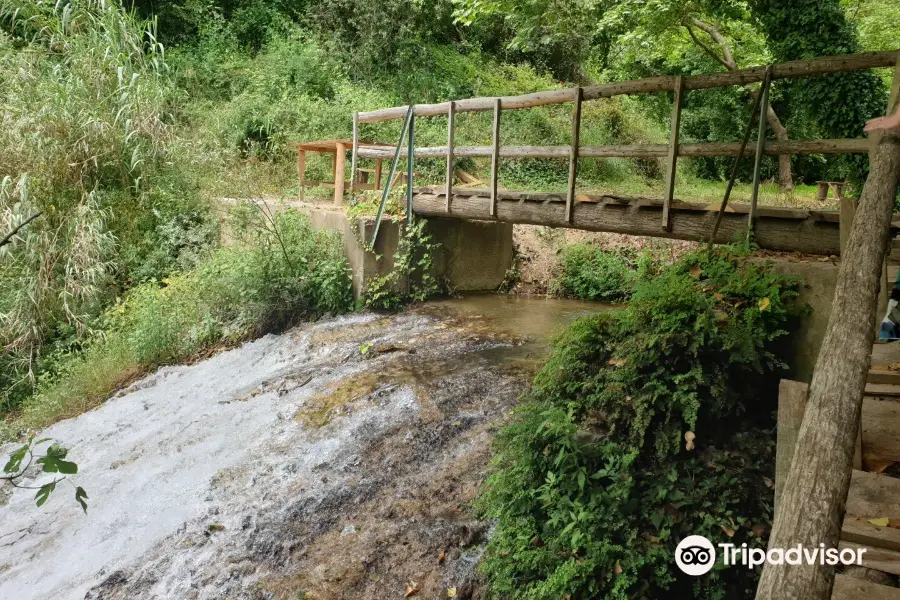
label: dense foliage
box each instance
[477,247,804,599]
[549,244,643,302]
[0,0,893,431]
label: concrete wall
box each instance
[302,206,513,299]
[761,259,840,383]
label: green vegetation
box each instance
[13,207,350,434]
[365,218,441,311]
[0,0,894,440]
[550,245,644,302]
[477,246,804,599]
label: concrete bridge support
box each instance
[303,207,513,299]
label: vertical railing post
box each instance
[566,88,583,224]
[445,101,456,213]
[334,142,347,206]
[662,76,684,232]
[297,146,306,201]
[370,106,413,249]
[350,111,359,197]
[407,105,415,224]
[490,98,501,217]
[748,66,773,238]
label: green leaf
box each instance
[35,481,56,507]
[4,446,28,474]
[56,460,78,475]
[75,487,88,513]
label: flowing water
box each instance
[0,295,608,600]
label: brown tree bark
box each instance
[686,18,794,190]
[754,131,900,600]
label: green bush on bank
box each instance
[12,208,352,433]
[549,244,643,301]
[477,246,804,599]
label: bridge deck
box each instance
[413,185,845,255]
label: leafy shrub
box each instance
[13,207,352,431]
[365,218,440,310]
[550,244,640,301]
[477,246,804,599]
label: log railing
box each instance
[350,50,900,233]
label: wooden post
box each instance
[334,142,346,206]
[748,67,773,238]
[775,379,808,520]
[566,87,583,224]
[350,112,359,196]
[840,196,859,255]
[374,158,383,190]
[407,109,415,223]
[297,148,306,201]
[661,76,684,232]
[490,98,501,217]
[446,101,456,213]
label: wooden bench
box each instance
[817,181,846,202]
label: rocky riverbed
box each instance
[0,296,601,600]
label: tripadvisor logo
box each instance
[675,535,868,576]
[676,535,717,576]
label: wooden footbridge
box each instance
[314,49,900,255]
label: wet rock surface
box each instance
[1,298,598,600]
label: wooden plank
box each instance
[333,142,346,206]
[566,87,583,224]
[374,158,383,190]
[861,396,900,471]
[297,149,306,201]
[841,197,860,256]
[843,517,900,552]
[847,469,900,518]
[839,541,900,576]
[446,101,456,213]
[865,384,900,396]
[411,192,843,254]
[832,573,900,600]
[868,371,900,385]
[350,111,359,195]
[356,139,872,160]
[490,98,501,217]
[662,76,684,232]
[775,380,809,516]
[357,51,899,122]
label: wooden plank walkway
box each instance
[781,342,900,598]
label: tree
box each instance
[600,0,795,189]
[749,0,887,180]
[755,121,900,600]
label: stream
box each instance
[0,295,607,600]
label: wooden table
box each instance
[296,139,394,205]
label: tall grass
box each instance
[9,207,352,434]
[0,0,210,413]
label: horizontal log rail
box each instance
[358,51,899,123]
[357,138,871,160]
